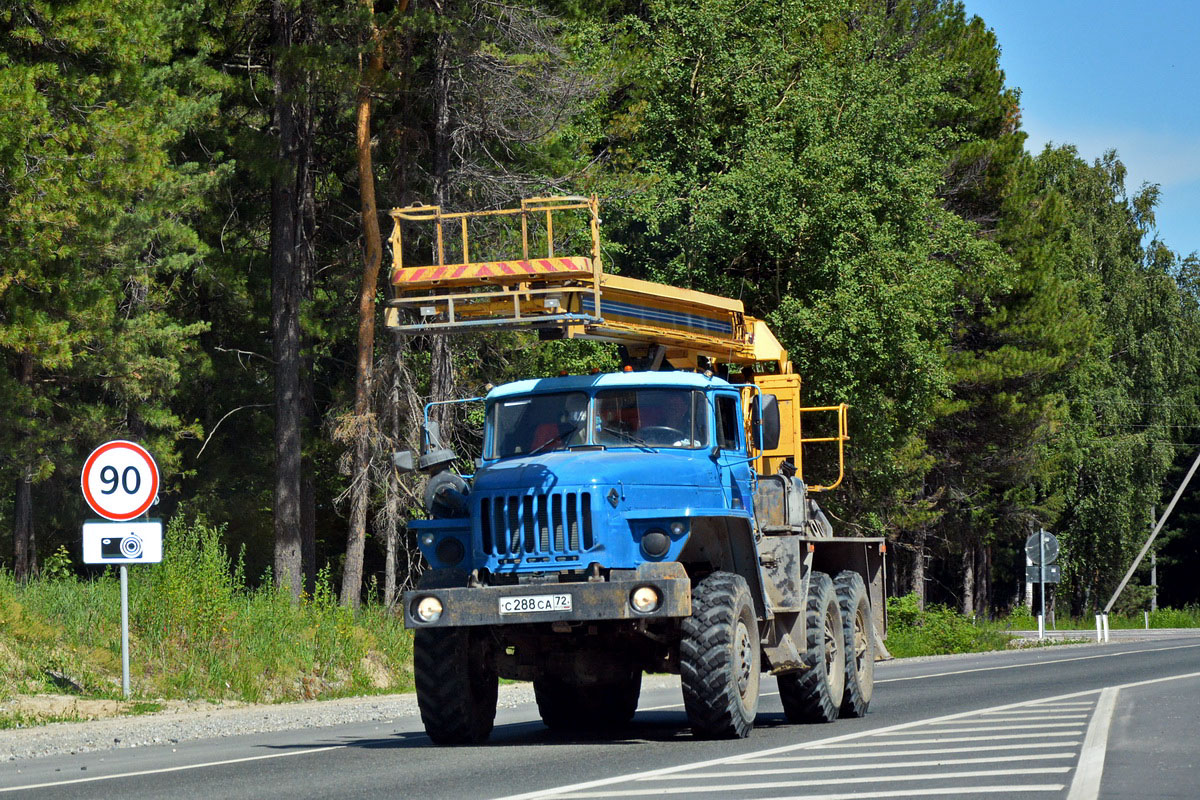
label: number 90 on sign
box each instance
[81,441,160,521]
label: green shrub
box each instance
[884,593,1012,657]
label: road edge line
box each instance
[1067,686,1117,800]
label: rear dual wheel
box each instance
[779,570,844,723]
[779,569,875,722]
[834,570,874,717]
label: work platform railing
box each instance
[386,196,605,333]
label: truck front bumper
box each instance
[402,562,692,629]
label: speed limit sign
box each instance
[81,441,160,521]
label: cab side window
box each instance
[715,394,741,451]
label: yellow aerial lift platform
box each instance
[384,195,848,490]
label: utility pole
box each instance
[1104,452,1200,616]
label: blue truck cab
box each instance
[409,370,753,582]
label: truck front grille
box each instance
[478,491,594,560]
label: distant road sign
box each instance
[81,441,159,521]
[1026,529,1059,565]
[81,521,164,564]
[1027,564,1061,584]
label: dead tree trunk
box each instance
[270,0,315,600]
[12,353,35,581]
[426,0,458,438]
[911,526,927,610]
[962,541,975,617]
[341,2,388,608]
[13,471,34,581]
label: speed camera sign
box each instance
[81,441,160,521]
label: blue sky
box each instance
[962,0,1200,258]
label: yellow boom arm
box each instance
[384,196,847,489]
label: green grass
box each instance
[884,593,1200,658]
[0,516,414,714]
[0,709,88,730]
[1030,606,1200,630]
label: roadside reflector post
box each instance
[1096,615,1103,642]
[1037,613,1044,640]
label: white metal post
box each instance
[120,565,130,698]
[1039,530,1046,639]
[1095,614,1102,642]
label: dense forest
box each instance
[3,0,1198,617]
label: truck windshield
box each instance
[595,389,709,448]
[490,392,589,458]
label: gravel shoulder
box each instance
[1,684,521,762]
[2,675,689,762]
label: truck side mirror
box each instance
[760,394,781,451]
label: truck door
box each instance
[714,392,754,512]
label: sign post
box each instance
[1025,529,1060,639]
[81,441,163,698]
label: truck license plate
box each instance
[498,593,572,614]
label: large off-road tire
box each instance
[413,626,499,745]
[778,570,845,723]
[680,572,761,739]
[834,570,875,717]
[533,672,642,732]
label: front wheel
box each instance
[413,626,498,744]
[680,572,761,739]
[778,570,845,723]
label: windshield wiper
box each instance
[598,425,651,448]
[529,423,580,455]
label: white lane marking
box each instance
[0,745,345,795]
[743,741,1083,762]
[552,768,1073,798]
[873,721,1085,734]
[876,643,1200,684]
[813,731,1085,747]
[756,787,1066,800]
[653,752,1077,778]
[1067,686,1118,800]
[969,713,1090,721]
[492,670,1200,800]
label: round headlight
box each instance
[641,529,670,558]
[630,586,662,613]
[414,596,444,623]
[419,532,436,548]
[669,521,686,536]
[435,537,465,566]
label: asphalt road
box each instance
[4,636,1199,800]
